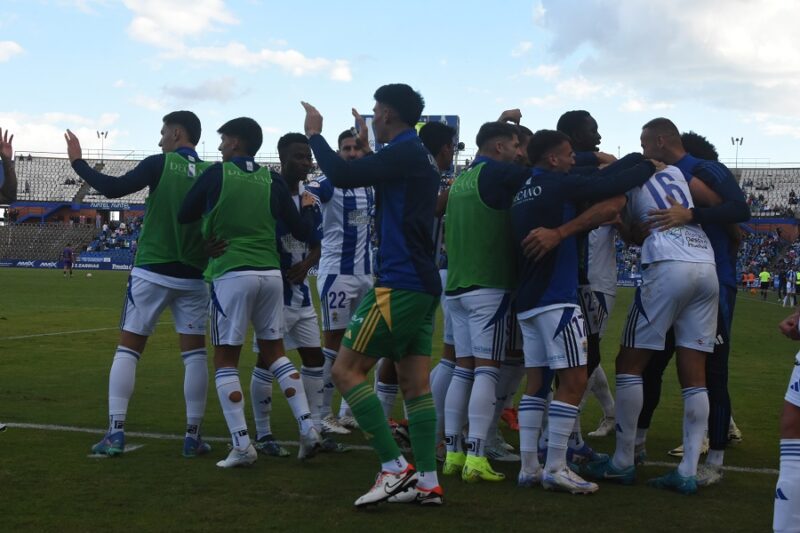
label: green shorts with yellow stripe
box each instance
[342,287,438,361]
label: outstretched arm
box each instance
[0,128,17,203]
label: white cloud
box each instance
[538,0,800,115]
[0,41,22,62]
[162,77,240,103]
[555,76,603,99]
[0,111,122,154]
[523,94,559,108]
[619,97,674,113]
[532,2,546,24]
[113,79,126,88]
[131,94,164,111]
[521,64,560,80]
[121,1,351,81]
[511,41,533,58]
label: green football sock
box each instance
[406,393,438,473]
[343,381,401,464]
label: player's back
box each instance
[626,165,714,266]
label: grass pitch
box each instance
[0,269,792,532]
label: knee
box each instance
[229,391,242,402]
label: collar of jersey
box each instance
[387,128,417,145]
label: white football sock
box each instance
[466,367,499,457]
[545,401,579,473]
[321,347,337,416]
[612,374,643,470]
[430,359,455,436]
[270,356,314,435]
[301,365,325,432]
[182,348,207,439]
[774,439,800,533]
[376,381,399,419]
[444,366,473,453]
[519,395,546,474]
[250,367,273,439]
[678,387,709,477]
[216,368,250,450]
[108,346,139,435]
[591,365,615,418]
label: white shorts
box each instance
[786,352,800,408]
[578,285,602,336]
[439,269,454,345]
[447,289,511,361]
[621,261,718,353]
[210,272,283,346]
[120,275,208,336]
[251,305,321,352]
[317,273,373,331]
[520,305,587,370]
[596,292,616,338]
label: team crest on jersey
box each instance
[188,163,196,177]
[332,311,338,322]
[308,180,321,188]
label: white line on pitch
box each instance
[4,422,373,451]
[0,322,172,340]
[88,444,145,458]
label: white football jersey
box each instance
[626,165,715,266]
[587,225,618,296]
[305,176,374,276]
[277,184,322,309]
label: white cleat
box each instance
[338,415,360,430]
[542,467,599,494]
[354,466,417,508]
[728,420,743,443]
[668,437,709,458]
[517,468,543,488]
[216,444,257,468]
[588,417,616,438]
[487,437,521,462]
[696,464,724,486]
[298,427,322,460]
[321,415,351,435]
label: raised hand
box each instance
[352,108,370,149]
[64,129,83,162]
[497,109,522,124]
[301,101,323,137]
[0,127,14,161]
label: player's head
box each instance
[528,129,574,172]
[277,132,313,182]
[217,117,263,161]
[557,110,600,152]
[516,125,534,166]
[338,129,366,161]
[419,121,456,171]
[372,84,425,143]
[159,111,201,152]
[640,117,681,161]
[475,122,521,164]
[681,131,719,161]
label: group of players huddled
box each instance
[60,83,798,530]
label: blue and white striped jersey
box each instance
[305,176,374,276]
[276,185,323,308]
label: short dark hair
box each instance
[217,117,262,156]
[642,117,680,138]
[517,125,534,139]
[338,129,357,148]
[556,110,591,140]
[681,131,719,161]
[475,122,518,150]
[163,110,201,145]
[527,129,572,164]
[419,122,456,157]
[277,132,308,160]
[373,84,425,127]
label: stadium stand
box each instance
[739,168,800,217]
[0,223,96,261]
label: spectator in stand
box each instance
[0,127,18,204]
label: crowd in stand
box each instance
[85,216,141,253]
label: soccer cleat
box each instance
[696,464,724,487]
[216,444,257,468]
[320,436,350,453]
[542,467,599,494]
[338,415,360,430]
[0,422,7,432]
[567,443,603,465]
[487,438,520,462]
[254,435,291,457]
[298,427,322,460]
[517,468,543,488]
[668,437,709,458]
[321,415,351,435]
[647,468,698,495]
[442,451,466,476]
[588,417,616,438]
[583,455,635,485]
[182,436,212,458]
[354,466,417,508]
[388,484,444,505]
[634,443,648,466]
[389,418,411,449]
[462,455,506,483]
[728,420,743,443]
[501,407,520,431]
[91,432,125,456]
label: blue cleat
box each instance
[253,435,291,457]
[567,443,604,465]
[647,469,698,495]
[582,455,635,485]
[182,436,212,458]
[91,432,125,456]
[517,468,543,488]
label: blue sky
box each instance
[2,0,800,166]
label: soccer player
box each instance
[301,83,442,507]
[441,121,529,484]
[556,110,619,445]
[178,117,320,467]
[0,127,17,203]
[250,132,347,456]
[585,122,722,495]
[760,268,772,301]
[785,273,797,308]
[774,310,800,532]
[634,124,749,485]
[512,130,659,494]
[65,112,213,458]
[61,244,74,278]
[305,122,375,434]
